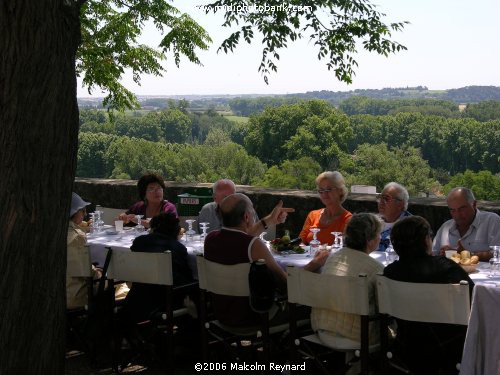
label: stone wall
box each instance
[74,178,500,238]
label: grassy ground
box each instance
[223,115,249,123]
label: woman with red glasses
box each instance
[299,171,352,245]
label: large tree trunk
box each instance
[0,1,81,373]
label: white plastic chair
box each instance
[107,249,196,373]
[196,255,287,365]
[287,266,378,375]
[376,275,471,373]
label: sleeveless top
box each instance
[204,228,260,327]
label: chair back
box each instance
[196,255,250,297]
[287,266,370,315]
[376,275,470,325]
[67,245,93,277]
[108,250,173,286]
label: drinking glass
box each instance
[185,219,196,241]
[199,222,209,243]
[385,240,397,265]
[114,220,124,232]
[309,228,321,257]
[135,215,145,233]
[88,212,98,235]
[94,210,104,232]
[331,232,343,251]
[489,245,500,278]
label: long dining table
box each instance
[87,229,500,373]
[86,229,498,284]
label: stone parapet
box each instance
[74,178,500,238]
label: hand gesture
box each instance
[266,200,295,226]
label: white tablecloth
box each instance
[87,231,204,278]
[460,284,500,375]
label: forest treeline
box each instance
[77,98,500,200]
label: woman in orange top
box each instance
[300,171,352,245]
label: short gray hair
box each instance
[212,179,236,194]
[315,171,348,203]
[448,187,475,202]
[383,182,409,210]
[344,213,383,251]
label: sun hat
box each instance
[70,192,91,218]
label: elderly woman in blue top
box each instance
[377,182,411,251]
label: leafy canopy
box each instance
[78,0,407,109]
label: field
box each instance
[223,115,249,123]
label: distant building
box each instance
[458,103,467,112]
[350,185,377,194]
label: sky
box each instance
[77,0,500,97]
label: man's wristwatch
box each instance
[260,219,268,230]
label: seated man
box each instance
[198,179,236,233]
[377,182,411,252]
[433,187,500,261]
[385,216,474,374]
[204,193,327,327]
[198,178,293,236]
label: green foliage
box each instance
[349,114,500,175]
[206,0,407,84]
[115,112,162,141]
[340,143,440,196]
[229,97,302,116]
[256,157,322,189]
[339,96,459,116]
[158,108,192,143]
[78,132,266,184]
[79,108,108,125]
[463,100,500,122]
[78,0,211,110]
[283,114,352,170]
[190,110,237,144]
[245,100,352,168]
[77,132,117,178]
[104,136,177,179]
[444,170,500,201]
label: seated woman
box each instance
[118,173,177,227]
[299,171,352,245]
[67,193,128,309]
[311,213,384,346]
[384,216,474,375]
[120,212,194,323]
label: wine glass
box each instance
[489,245,500,278]
[135,214,145,233]
[199,222,209,243]
[331,232,343,251]
[309,228,321,257]
[185,219,196,241]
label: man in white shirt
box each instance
[433,187,500,261]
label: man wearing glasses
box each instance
[377,182,411,252]
[433,187,500,261]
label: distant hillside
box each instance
[78,85,500,110]
[285,86,500,105]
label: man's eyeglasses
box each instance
[317,188,335,194]
[378,194,402,204]
[146,187,163,193]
